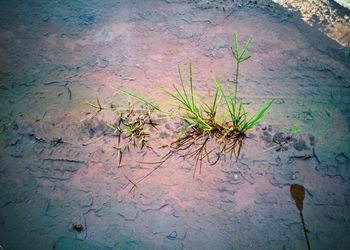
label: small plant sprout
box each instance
[270,125,302,152]
[112,101,152,148]
[284,124,301,137]
[80,95,104,123]
[113,146,123,168]
[111,145,130,168]
[107,123,121,134]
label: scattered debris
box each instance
[288,154,312,160]
[50,137,64,145]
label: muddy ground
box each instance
[0,0,349,249]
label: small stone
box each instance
[167,231,177,240]
[299,111,313,121]
[233,174,239,181]
[73,223,84,232]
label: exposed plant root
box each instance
[83,98,251,196]
[124,174,138,198]
[123,125,248,194]
[220,134,244,161]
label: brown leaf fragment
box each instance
[290,184,305,211]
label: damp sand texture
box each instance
[0,1,350,250]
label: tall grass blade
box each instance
[178,65,190,108]
[245,99,274,130]
[189,62,196,111]
[112,86,161,112]
[215,78,234,123]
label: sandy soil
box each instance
[187,0,350,47]
[0,0,349,249]
[273,0,350,47]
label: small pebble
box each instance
[167,231,177,240]
[233,174,239,181]
[73,223,84,232]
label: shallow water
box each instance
[0,0,349,249]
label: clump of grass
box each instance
[215,33,274,138]
[98,101,156,169]
[106,101,157,148]
[86,33,274,194]
[114,33,273,152]
[160,63,214,135]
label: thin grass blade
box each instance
[234,32,239,60]
[246,99,274,129]
[215,78,234,123]
[112,86,161,112]
[239,35,253,60]
[178,65,190,106]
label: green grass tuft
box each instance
[112,33,273,140]
[105,32,274,184]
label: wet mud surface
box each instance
[0,0,350,249]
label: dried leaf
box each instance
[290,184,305,211]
